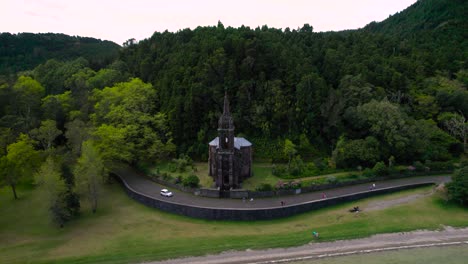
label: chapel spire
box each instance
[223,90,230,115]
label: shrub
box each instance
[313,158,327,171]
[162,173,172,181]
[326,176,337,184]
[171,154,193,173]
[182,174,199,188]
[289,156,305,177]
[362,168,375,178]
[304,162,320,175]
[426,161,454,171]
[174,175,182,184]
[272,164,288,177]
[373,161,388,176]
[413,161,425,172]
[446,165,468,206]
[255,183,273,192]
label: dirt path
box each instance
[146,226,468,264]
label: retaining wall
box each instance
[114,173,435,221]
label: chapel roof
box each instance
[209,137,252,150]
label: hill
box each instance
[116,0,466,161]
[0,32,120,75]
[364,0,467,36]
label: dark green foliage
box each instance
[447,164,468,206]
[0,33,120,76]
[0,0,465,179]
[373,162,389,177]
[182,174,200,188]
[114,0,466,164]
[171,155,193,173]
[255,183,273,192]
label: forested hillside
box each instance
[0,33,120,75]
[0,0,466,171]
[118,0,467,163]
[0,0,466,224]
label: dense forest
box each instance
[0,0,467,222]
[0,33,120,75]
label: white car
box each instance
[160,189,173,197]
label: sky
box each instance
[1,0,417,45]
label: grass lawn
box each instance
[294,245,468,264]
[1,181,467,264]
[144,162,213,188]
[145,161,357,190]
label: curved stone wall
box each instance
[114,173,435,221]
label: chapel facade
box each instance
[208,92,252,190]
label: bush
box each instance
[362,168,375,178]
[373,161,388,176]
[171,154,193,173]
[162,173,172,181]
[272,164,288,177]
[413,161,425,172]
[182,174,199,188]
[289,156,305,177]
[426,161,454,171]
[174,175,182,184]
[313,158,327,171]
[326,176,337,184]
[255,183,273,192]
[446,165,468,206]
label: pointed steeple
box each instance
[223,90,230,115]
[218,91,234,129]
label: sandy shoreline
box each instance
[146,226,468,264]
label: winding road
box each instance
[114,165,450,210]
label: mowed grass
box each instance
[0,183,467,264]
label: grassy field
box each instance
[1,182,467,264]
[294,245,468,264]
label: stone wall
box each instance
[114,173,434,221]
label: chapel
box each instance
[208,92,252,190]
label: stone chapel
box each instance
[208,92,252,190]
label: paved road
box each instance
[114,166,451,209]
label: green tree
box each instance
[91,78,175,163]
[439,112,467,153]
[73,141,105,213]
[0,134,41,199]
[446,164,468,206]
[64,119,89,156]
[93,124,134,164]
[11,76,45,130]
[284,139,297,169]
[183,174,200,188]
[332,136,381,168]
[34,157,69,227]
[30,120,62,150]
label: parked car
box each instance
[160,189,173,197]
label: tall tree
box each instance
[30,120,62,150]
[0,134,41,199]
[284,139,297,169]
[73,141,105,213]
[34,157,69,227]
[11,76,45,131]
[447,164,468,206]
[64,119,89,156]
[439,112,467,153]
